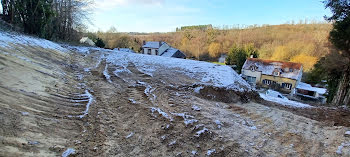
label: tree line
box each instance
[1,0,91,40]
[96,22,331,72]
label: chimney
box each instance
[159,41,162,47]
[250,55,254,58]
[143,40,146,45]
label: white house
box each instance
[80,37,95,46]
[141,41,186,58]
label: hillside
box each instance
[1,31,350,156]
[99,23,332,71]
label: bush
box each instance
[95,38,105,48]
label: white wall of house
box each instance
[158,43,170,56]
[143,48,159,55]
[242,69,261,84]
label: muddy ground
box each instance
[1,43,350,156]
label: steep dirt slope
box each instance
[0,32,92,156]
[0,31,350,156]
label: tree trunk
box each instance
[332,69,350,106]
[343,88,350,106]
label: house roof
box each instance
[142,41,165,48]
[242,58,303,80]
[296,82,327,95]
[161,47,186,58]
[161,47,178,57]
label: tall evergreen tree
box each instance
[323,0,350,106]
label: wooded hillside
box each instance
[97,23,332,71]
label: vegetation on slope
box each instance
[96,22,332,71]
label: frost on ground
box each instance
[0,31,68,52]
[259,93,312,108]
[103,50,251,92]
[62,148,76,157]
[1,32,350,157]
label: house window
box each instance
[147,49,151,55]
[250,66,258,71]
[247,76,256,83]
[282,83,292,90]
[262,79,272,85]
[155,50,158,55]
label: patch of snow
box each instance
[126,132,134,139]
[28,141,39,145]
[215,120,222,129]
[192,105,201,111]
[296,82,326,95]
[248,125,257,130]
[62,148,76,157]
[150,107,173,121]
[168,140,177,146]
[84,68,91,72]
[77,90,94,118]
[345,131,350,137]
[336,142,350,155]
[171,112,198,126]
[103,64,112,83]
[142,41,164,48]
[0,31,68,53]
[194,127,209,137]
[104,50,251,92]
[191,150,197,155]
[259,93,313,108]
[129,99,137,104]
[21,112,29,116]
[161,135,167,141]
[194,86,204,94]
[207,149,216,156]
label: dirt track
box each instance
[1,42,350,156]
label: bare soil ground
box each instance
[1,44,350,156]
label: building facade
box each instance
[242,58,303,93]
[141,41,186,58]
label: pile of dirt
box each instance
[194,85,260,103]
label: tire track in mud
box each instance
[88,61,244,156]
[0,48,97,156]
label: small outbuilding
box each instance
[295,82,327,103]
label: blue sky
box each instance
[90,0,331,32]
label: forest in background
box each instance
[95,22,332,72]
